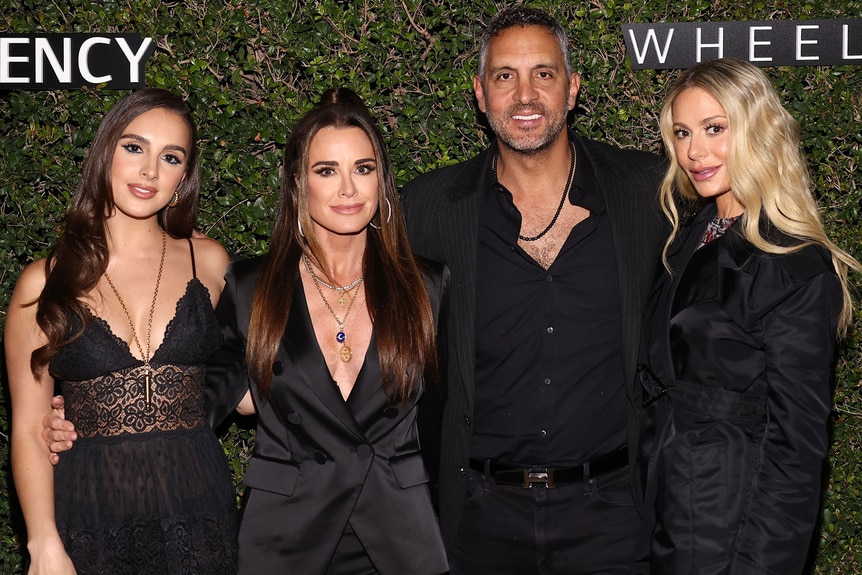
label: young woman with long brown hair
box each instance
[6,88,237,574]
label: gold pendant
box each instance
[338,294,347,306]
[339,344,353,362]
[144,369,152,405]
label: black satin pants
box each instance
[325,524,379,575]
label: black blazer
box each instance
[642,203,842,574]
[206,257,450,575]
[401,130,668,549]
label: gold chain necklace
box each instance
[302,255,363,306]
[304,256,363,363]
[103,229,166,405]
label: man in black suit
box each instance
[401,6,667,574]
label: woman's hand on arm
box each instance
[5,262,77,574]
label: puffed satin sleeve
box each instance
[205,260,256,429]
[730,270,842,574]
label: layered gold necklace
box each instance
[103,229,166,405]
[303,255,363,362]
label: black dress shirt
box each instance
[471,139,627,466]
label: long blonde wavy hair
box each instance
[658,58,859,334]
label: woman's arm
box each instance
[192,239,256,416]
[6,261,77,574]
[730,270,842,574]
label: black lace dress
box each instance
[49,278,238,575]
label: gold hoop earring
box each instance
[168,191,180,208]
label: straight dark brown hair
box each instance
[246,87,437,401]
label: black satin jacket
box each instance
[206,256,450,575]
[641,202,842,575]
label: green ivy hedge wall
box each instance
[1,0,860,572]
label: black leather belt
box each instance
[468,446,628,488]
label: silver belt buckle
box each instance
[522,468,555,488]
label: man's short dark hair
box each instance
[477,6,573,80]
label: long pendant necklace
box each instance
[302,255,363,306]
[304,255,363,362]
[103,229,166,405]
[493,139,576,242]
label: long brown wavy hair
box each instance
[31,88,201,373]
[246,87,437,401]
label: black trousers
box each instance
[451,465,646,575]
[325,524,379,575]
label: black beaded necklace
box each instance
[493,139,576,242]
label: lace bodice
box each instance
[49,279,221,437]
[51,278,220,379]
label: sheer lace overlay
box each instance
[49,279,238,574]
[64,364,207,437]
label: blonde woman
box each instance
[640,58,859,574]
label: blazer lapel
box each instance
[668,202,716,312]
[346,335,420,442]
[345,332,381,416]
[282,281,365,440]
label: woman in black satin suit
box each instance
[205,88,448,575]
[640,58,859,574]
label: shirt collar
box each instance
[484,130,605,215]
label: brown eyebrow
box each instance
[311,160,338,168]
[119,133,188,155]
[310,158,377,168]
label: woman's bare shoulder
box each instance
[191,236,230,273]
[10,259,49,304]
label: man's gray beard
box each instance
[487,112,567,157]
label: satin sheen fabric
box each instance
[206,256,449,574]
[642,202,842,574]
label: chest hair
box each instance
[518,202,590,269]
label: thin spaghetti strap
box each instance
[187,238,198,279]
